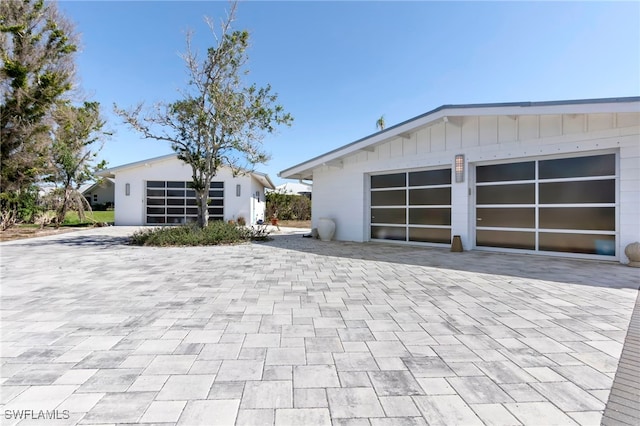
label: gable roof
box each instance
[80,178,115,195]
[279,96,640,180]
[98,153,275,189]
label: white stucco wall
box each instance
[311,112,640,263]
[111,156,264,226]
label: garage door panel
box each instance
[372,173,406,188]
[409,227,451,244]
[371,190,406,206]
[476,208,535,228]
[475,153,617,257]
[477,184,534,204]
[539,180,615,204]
[477,161,535,182]
[539,154,615,179]
[371,208,406,224]
[409,188,451,205]
[477,230,535,250]
[370,169,451,244]
[409,169,451,186]
[539,207,615,231]
[146,180,224,225]
[371,226,406,241]
[409,208,451,226]
[539,233,615,255]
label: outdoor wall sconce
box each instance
[236,184,241,197]
[455,154,465,183]
[125,183,130,196]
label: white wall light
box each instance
[455,154,465,183]
[236,184,241,197]
[125,183,130,196]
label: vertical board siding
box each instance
[479,116,498,145]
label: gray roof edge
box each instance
[279,96,640,177]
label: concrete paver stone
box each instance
[0,226,638,425]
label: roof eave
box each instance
[279,96,640,180]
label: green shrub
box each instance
[266,191,311,220]
[130,221,271,246]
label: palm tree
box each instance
[376,115,385,131]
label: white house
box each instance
[280,96,640,264]
[99,154,274,226]
[81,178,115,208]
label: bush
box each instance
[266,191,311,220]
[130,221,271,246]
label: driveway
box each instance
[1,226,638,425]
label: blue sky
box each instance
[58,1,640,185]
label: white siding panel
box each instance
[416,128,430,153]
[445,121,462,150]
[562,114,585,134]
[431,123,446,152]
[403,136,417,157]
[540,114,562,138]
[479,116,498,145]
[378,141,391,160]
[617,112,640,128]
[518,115,538,141]
[588,113,613,132]
[390,139,404,158]
[498,116,517,143]
[461,116,479,148]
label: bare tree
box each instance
[116,2,292,228]
[47,101,108,225]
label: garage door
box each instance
[475,153,616,256]
[370,168,452,244]
[146,181,224,225]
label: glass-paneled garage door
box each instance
[146,181,224,225]
[475,153,616,256]
[370,168,452,244]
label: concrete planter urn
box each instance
[624,242,640,267]
[317,218,336,241]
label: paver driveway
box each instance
[1,226,638,425]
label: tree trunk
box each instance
[56,187,71,227]
[196,188,209,228]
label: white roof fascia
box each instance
[279,97,640,180]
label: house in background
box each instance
[98,154,274,226]
[81,178,115,208]
[269,181,312,198]
[280,96,640,264]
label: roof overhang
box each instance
[279,96,640,180]
[98,153,275,189]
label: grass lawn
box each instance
[63,210,114,225]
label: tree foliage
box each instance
[46,101,108,225]
[0,0,78,225]
[266,190,311,221]
[117,2,293,228]
[0,0,77,193]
